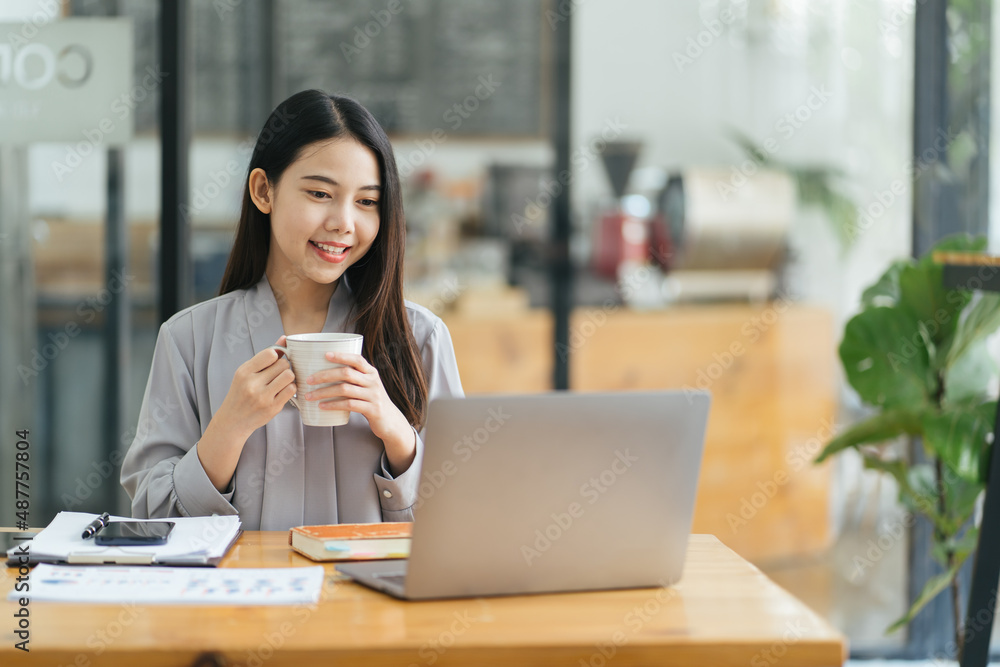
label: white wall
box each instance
[0,0,60,22]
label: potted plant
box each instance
[817,234,1000,653]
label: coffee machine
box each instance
[591,141,652,280]
[659,167,794,302]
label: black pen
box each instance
[81,512,111,539]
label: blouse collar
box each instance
[244,274,357,356]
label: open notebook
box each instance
[6,511,241,566]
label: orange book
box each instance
[288,522,412,562]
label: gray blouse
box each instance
[120,275,464,530]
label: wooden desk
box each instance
[1,533,846,667]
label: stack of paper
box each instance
[5,512,241,566]
[8,564,324,605]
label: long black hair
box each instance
[219,90,428,428]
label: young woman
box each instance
[121,90,464,530]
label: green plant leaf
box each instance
[840,306,936,409]
[855,234,986,370]
[726,128,773,167]
[944,473,986,530]
[946,292,1000,368]
[886,559,965,635]
[944,339,998,408]
[815,409,922,463]
[898,463,953,533]
[932,526,979,564]
[892,458,983,540]
[860,455,908,485]
[923,402,996,483]
[898,263,968,354]
[861,260,908,309]
[861,455,922,510]
[954,525,979,559]
[855,457,944,533]
[896,232,987,355]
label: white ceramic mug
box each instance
[268,333,364,427]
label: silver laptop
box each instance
[337,390,710,600]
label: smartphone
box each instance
[95,521,175,546]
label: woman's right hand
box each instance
[198,337,296,492]
[214,336,297,438]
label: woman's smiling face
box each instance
[254,137,381,289]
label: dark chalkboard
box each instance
[275,0,548,136]
[74,0,549,137]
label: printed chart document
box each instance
[5,512,241,566]
[8,564,324,605]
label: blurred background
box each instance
[0,0,996,661]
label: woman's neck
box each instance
[265,265,337,334]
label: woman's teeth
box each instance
[314,241,346,255]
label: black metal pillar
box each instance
[966,0,991,243]
[240,0,276,134]
[911,0,993,660]
[104,148,129,514]
[909,0,958,657]
[159,0,191,322]
[550,9,572,391]
[262,0,277,117]
[959,358,1000,667]
[912,0,954,259]
[937,263,1000,666]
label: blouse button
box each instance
[382,489,393,499]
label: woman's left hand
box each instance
[303,352,416,474]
